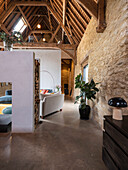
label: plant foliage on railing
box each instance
[0,31,24,45]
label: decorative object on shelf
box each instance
[56,85,61,92]
[0,31,23,51]
[74,73,99,120]
[108,97,127,120]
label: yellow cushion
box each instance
[0,104,12,114]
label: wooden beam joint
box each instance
[96,0,107,33]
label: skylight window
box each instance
[13,17,27,33]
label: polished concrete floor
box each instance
[0,100,106,170]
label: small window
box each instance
[13,17,27,33]
[83,64,88,83]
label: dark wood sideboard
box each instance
[102,116,128,170]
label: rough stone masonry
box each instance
[75,0,128,127]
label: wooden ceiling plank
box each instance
[47,5,74,44]
[66,20,79,44]
[50,0,62,22]
[67,13,83,37]
[52,0,63,21]
[66,16,72,36]
[8,6,30,32]
[66,26,78,44]
[67,7,85,32]
[7,10,23,31]
[72,0,90,23]
[75,0,98,19]
[68,1,87,28]
[29,8,41,27]
[71,29,80,42]
[4,12,16,28]
[42,17,51,30]
[0,2,16,24]
[56,0,63,10]
[68,20,81,40]
[24,6,33,19]
[53,0,63,15]
[49,24,61,43]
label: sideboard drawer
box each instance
[102,147,118,170]
[104,120,128,154]
[103,132,128,169]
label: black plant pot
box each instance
[79,105,91,120]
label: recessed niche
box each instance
[0,82,12,132]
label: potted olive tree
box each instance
[0,31,23,51]
[74,73,99,120]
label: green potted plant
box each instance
[0,31,23,51]
[74,73,99,120]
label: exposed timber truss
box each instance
[0,0,106,63]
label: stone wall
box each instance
[75,0,128,127]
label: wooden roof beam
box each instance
[47,9,53,31]
[73,0,90,23]
[56,0,63,10]
[68,1,88,28]
[47,5,74,44]
[60,47,77,65]
[0,2,16,24]
[72,29,80,43]
[75,0,97,19]
[52,0,63,21]
[7,10,22,31]
[0,24,10,34]
[18,6,38,42]
[62,0,67,42]
[68,20,81,41]
[66,17,79,45]
[24,7,40,40]
[67,7,86,32]
[0,42,77,50]
[96,0,106,33]
[31,30,52,34]
[67,14,83,38]
[49,24,61,43]
[16,1,48,7]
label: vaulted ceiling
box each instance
[0,0,101,45]
[0,0,106,63]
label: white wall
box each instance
[34,50,61,91]
[0,51,34,133]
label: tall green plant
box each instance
[74,73,99,109]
